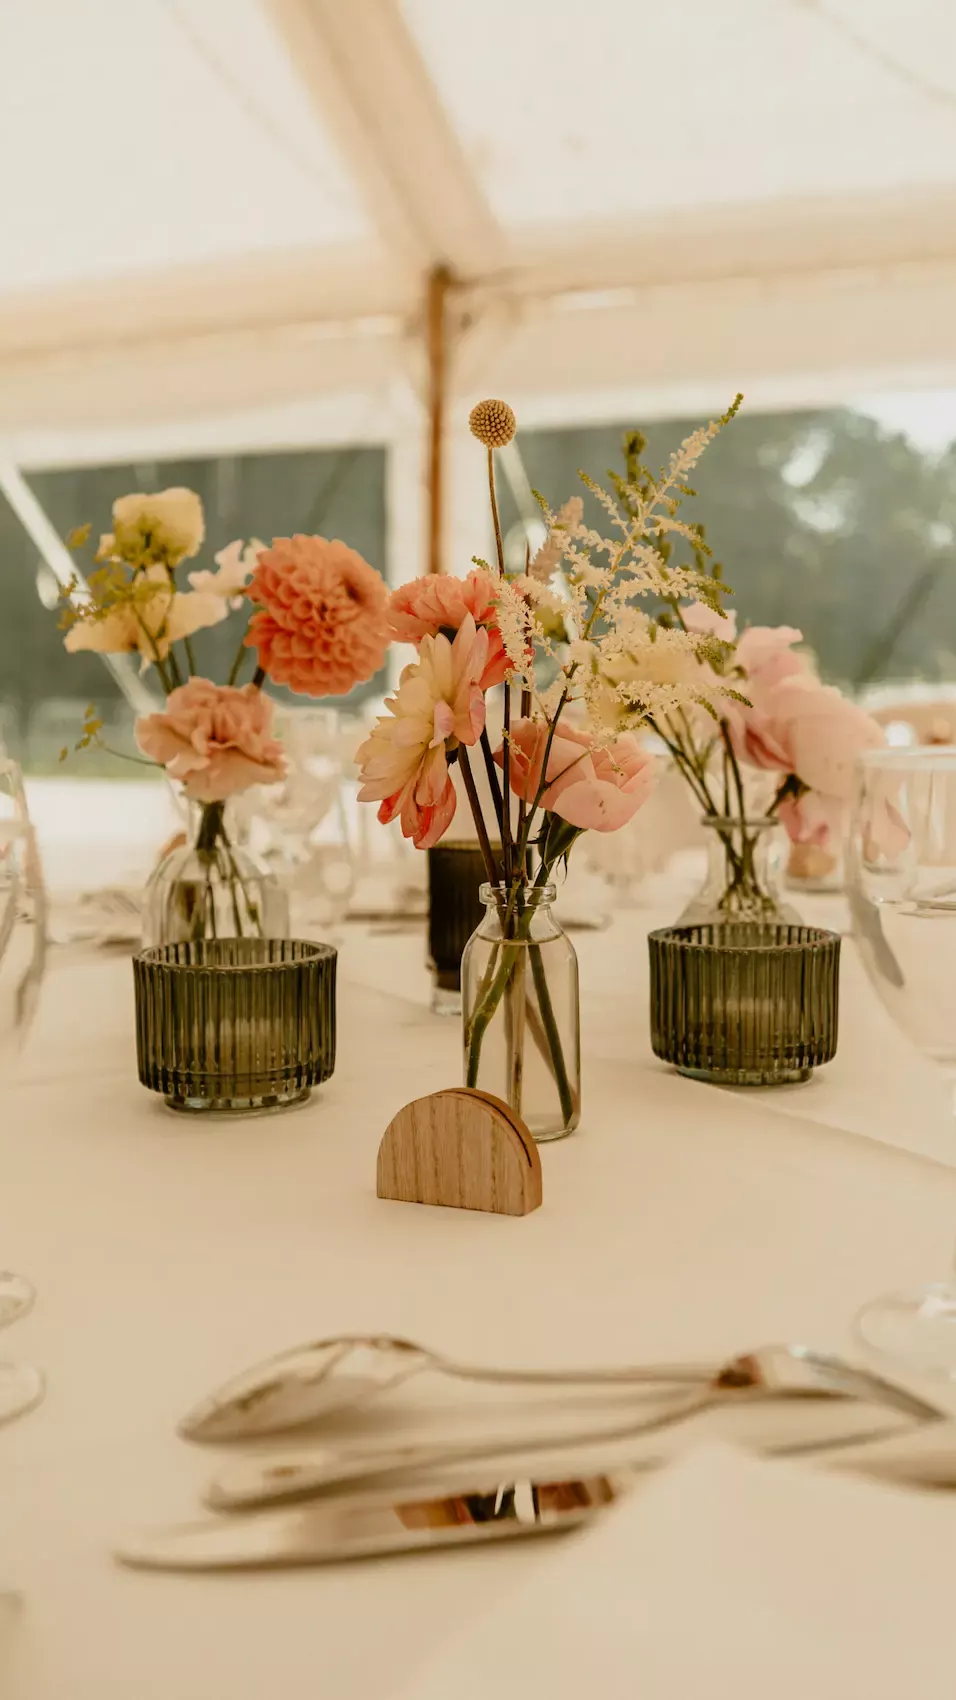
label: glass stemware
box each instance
[0,758,46,1423]
[849,745,956,1374]
[245,706,359,930]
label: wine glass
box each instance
[849,744,956,1374]
[245,706,358,929]
[0,757,46,1423]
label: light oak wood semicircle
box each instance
[376,1087,542,1216]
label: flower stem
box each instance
[456,745,500,890]
[501,682,514,884]
[227,641,249,687]
[528,937,575,1126]
[484,443,514,884]
[477,728,505,837]
[463,858,574,1130]
[488,446,505,576]
[196,801,225,855]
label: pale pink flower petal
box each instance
[136,679,286,802]
[726,627,887,851]
[496,719,657,833]
[680,603,737,641]
[189,539,260,600]
[734,626,806,681]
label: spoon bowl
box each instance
[180,1333,711,1445]
[201,1342,943,1512]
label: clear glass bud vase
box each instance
[143,801,290,947]
[461,882,580,1143]
[678,815,800,928]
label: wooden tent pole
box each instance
[425,264,453,575]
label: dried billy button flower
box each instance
[468,398,516,449]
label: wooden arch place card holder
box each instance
[376,1088,542,1216]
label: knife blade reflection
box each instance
[116,1470,630,1571]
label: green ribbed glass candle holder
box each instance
[133,939,336,1115]
[648,922,840,1086]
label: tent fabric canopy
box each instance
[2,0,956,460]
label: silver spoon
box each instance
[180,1333,717,1444]
[202,1343,943,1511]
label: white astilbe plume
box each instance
[489,396,741,761]
[495,576,535,682]
[528,497,583,582]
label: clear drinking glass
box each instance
[0,759,46,1423]
[849,746,956,1373]
[249,706,358,930]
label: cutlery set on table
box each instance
[115,1332,956,1572]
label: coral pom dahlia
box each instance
[245,535,389,696]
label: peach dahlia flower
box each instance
[387,568,509,689]
[245,535,389,697]
[356,615,489,849]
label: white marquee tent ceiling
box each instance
[1,0,956,461]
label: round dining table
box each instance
[3,876,956,1698]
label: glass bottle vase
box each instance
[461,882,580,1143]
[143,800,290,947]
[677,814,800,928]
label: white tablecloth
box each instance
[3,889,956,1698]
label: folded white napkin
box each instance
[398,1445,956,1700]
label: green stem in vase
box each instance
[528,937,576,1127]
[195,801,225,856]
[463,861,574,1127]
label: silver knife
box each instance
[115,1469,629,1571]
[116,1410,956,1573]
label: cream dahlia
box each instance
[356,615,489,849]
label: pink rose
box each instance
[730,671,886,848]
[136,678,287,802]
[388,569,508,689]
[735,626,806,684]
[770,678,886,842]
[497,719,657,833]
[725,626,812,768]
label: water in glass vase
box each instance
[461,882,580,1143]
[143,800,289,947]
[678,814,800,928]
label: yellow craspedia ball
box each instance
[468,398,516,449]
